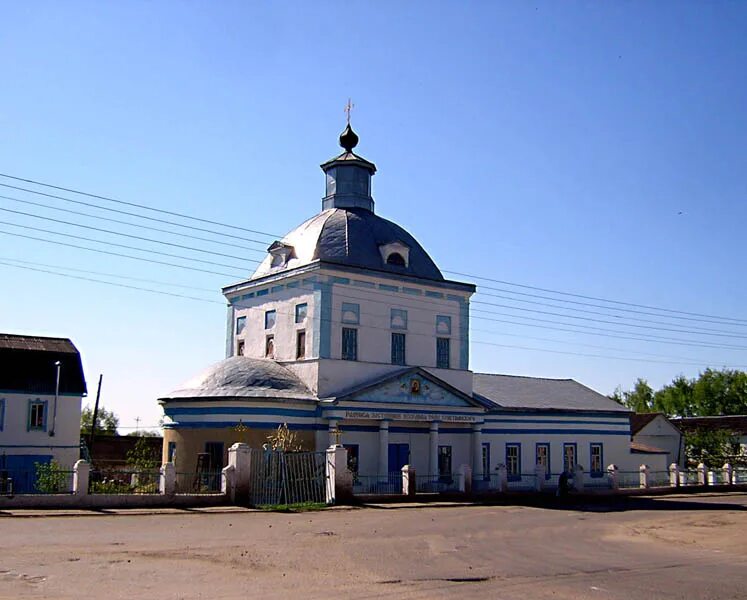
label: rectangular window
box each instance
[341,302,360,325]
[167,442,177,463]
[438,445,452,481]
[236,339,245,356]
[536,443,550,477]
[295,303,308,323]
[28,399,46,431]
[436,337,450,369]
[482,442,490,481]
[236,316,246,335]
[506,443,521,480]
[264,310,276,330]
[341,328,358,361]
[391,332,406,365]
[345,444,359,479]
[0,398,4,431]
[390,308,408,330]
[590,443,603,476]
[436,315,452,335]
[265,335,275,358]
[563,443,577,473]
[296,330,306,359]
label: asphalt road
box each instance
[2,493,747,599]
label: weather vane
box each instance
[344,98,354,125]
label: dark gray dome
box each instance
[160,356,314,401]
[252,208,444,281]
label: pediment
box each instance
[336,368,480,408]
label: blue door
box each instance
[2,455,52,494]
[388,443,409,473]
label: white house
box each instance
[630,413,684,468]
[0,334,87,492]
[159,123,640,486]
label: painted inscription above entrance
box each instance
[342,410,477,423]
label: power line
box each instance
[0,193,270,253]
[0,174,281,239]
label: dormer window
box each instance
[267,241,295,269]
[379,241,410,268]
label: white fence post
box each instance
[73,460,90,496]
[573,464,585,492]
[221,465,236,500]
[534,464,545,492]
[607,464,618,490]
[669,463,679,487]
[401,464,416,497]
[697,462,707,485]
[159,462,176,496]
[228,443,252,503]
[639,464,649,489]
[723,463,732,486]
[458,464,472,494]
[325,444,352,505]
[496,464,508,492]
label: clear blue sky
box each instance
[1,2,746,431]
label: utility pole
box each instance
[135,416,141,434]
[88,374,103,457]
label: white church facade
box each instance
[159,123,645,487]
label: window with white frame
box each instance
[563,443,576,473]
[536,443,550,475]
[590,443,603,475]
[28,399,46,431]
[506,443,521,480]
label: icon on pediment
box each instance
[410,379,421,394]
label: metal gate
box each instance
[247,449,327,506]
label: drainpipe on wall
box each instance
[50,360,61,437]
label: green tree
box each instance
[34,460,68,493]
[684,428,740,468]
[613,378,655,412]
[126,436,159,471]
[691,368,747,416]
[81,406,119,435]
[653,375,695,416]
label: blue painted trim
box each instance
[590,441,604,477]
[229,296,240,303]
[535,442,551,479]
[165,407,318,417]
[256,289,269,297]
[563,442,578,472]
[0,398,4,431]
[506,442,521,481]
[270,285,283,293]
[341,302,360,325]
[286,281,300,289]
[379,284,399,292]
[0,444,80,449]
[483,428,630,436]
[458,297,469,370]
[331,276,351,285]
[425,291,444,299]
[315,280,332,358]
[352,279,375,289]
[302,277,318,286]
[402,287,422,296]
[241,292,255,300]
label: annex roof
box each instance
[672,415,747,435]
[630,412,667,435]
[473,373,630,413]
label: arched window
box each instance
[386,252,406,266]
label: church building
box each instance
[159,123,640,486]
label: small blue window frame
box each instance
[436,315,452,335]
[505,443,521,481]
[390,308,408,330]
[590,442,604,477]
[535,442,551,479]
[341,302,360,325]
[563,442,577,473]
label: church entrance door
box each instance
[388,443,410,474]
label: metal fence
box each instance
[89,468,161,494]
[175,470,223,494]
[352,473,402,495]
[0,468,75,495]
[247,449,326,506]
[415,473,462,493]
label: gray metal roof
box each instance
[473,373,630,413]
[251,208,444,282]
[159,357,315,402]
[0,333,79,353]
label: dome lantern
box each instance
[320,123,377,213]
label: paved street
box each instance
[2,494,747,599]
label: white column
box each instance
[73,460,90,496]
[429,421,439,476]
[378,421,389,479]
[472,423,483,480]
[328,421,339,447]
[160,462,176,496]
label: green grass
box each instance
[258,501,327,513]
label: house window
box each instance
[386,252,406,266]
[345,444,359,479]
[341,302,360,325]
[0,399,5,431]
[236,340,245,356]
[295,303,308,323]
[341,328,357,361]
[482,442,490,481]
[536,443,550,477]
[236,316,246,335]
[438,445,452,481]
[391,333,406,365]
[296,330,306,359]
[28,399,47,431]
[563,443,577,473]
[265,335,275,358]
[590,443,603,476]
[436,315,451,335]
[264,310,276,330]
[506,443,521,481]
[390,308,408,330]
[167,442,177,463]
[436,337,450,369]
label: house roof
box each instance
[672,415,747,434]
[631,441,669,454]
[473,373,630,413]
[0,333,87,395]
[630,413,662,435]
[159,356,316,402]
